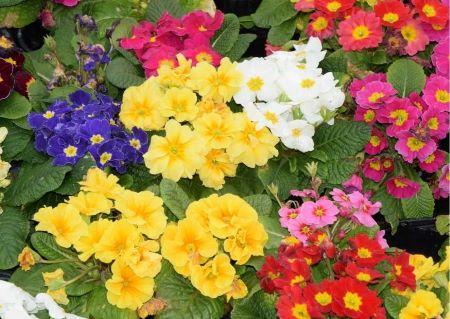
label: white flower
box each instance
[279,120,315,152]
[234,58,280,105]
[243,101,290,135]
[293,37,327,69]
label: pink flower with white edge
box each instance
[287,220,315,243]
[348,191,381,227]
[279,206,302,228]
[355,81,397,109]
[419,107,449,139]
[330,188,352,209]
[299,199,339,227]
[182,10,224,39]
[342,174,363,192]
[422,75,450,111]
[290,189,319,200]
[386,176,420,199]
[408,92,429,113]
[377,98,420,137]
[376,230,389,249]
[365,128,388,155]
[354,106,378,125]
[419,149,446,173]
[395,132,436,163]
[349,73,387,98]
[400,19,429,56]
[363,157,385,182]
[431,37,449,77]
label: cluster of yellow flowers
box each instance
[161,193,268,299]
[119,54,279,189]
[33,168,168,311]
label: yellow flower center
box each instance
[326,1,342,12]
[63,145,77,158]
[315,292,332,306]
[247,76,264,91]
[312,17,328,31]
[291,128,301,137]
[432,24,444,30]
[159,59,175,68]
[344,292,362,311]
[357,247,372,258]
[90,134,104,145]
[390,109,409,126]
[149,36,157,43]
[0,36,13,49]
[314,207,325,217]
[264,111,278,124]
[435,89,449,103]
[369,135,381,147]
[356,272,372,282]
[196,52,213,63]
[422,4,436,17]
[292,303,311,319]
[300,226,312,235]
[352,25,370,40]
[393,178,407,188]
[401,25,417,42]
[100,152,112,165]
[0,75,3,83]
[4,57,16,66]
[198,25,207,32]
[129,138,141,150]
[290,275,305,286]
[427,117,439,130]
[395,264,402,276]
[369,161,381,171]
[383,12,399,23]
[43,111,55,119]
[406,137,425,151]
[363,110,375,122]
[368,91,385,103]
[300,78,315,88]
[289,212,298,219]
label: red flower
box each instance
[348,234,386,267]
[182,10,224,38]
[374,0,412,28]
[365,128,388,155]
[0,59,14,100]
[363,157,385,182]
[14,71,35,98]
[273,259,311,291]
[381,157,395,173]
[345,262,385,283]
[257,255,283,293]
[315,0,355,16]
[279,242,322,266]
[337,11,383,51]
[277,286,322,319]
[304,280,334,313]
[306,12,335,40]
[331,277,382,319]
[389,252,416,292]
[412,0,449,27]
[386,176,420,199]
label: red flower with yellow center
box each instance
[337,11,383,51]
[413,0,449,27]
[374,0,411,28]
[273,259,311,290]
[277,286,322,319]
[306,12,335,39]
[389,252,416,292]
[304,280,334,313]
[315,0,355,16]
[345,262,385,284]
[257,255,283,293]
[349,233,386,267]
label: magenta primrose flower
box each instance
[422,74,450,112]
[355,81,397,109]
[386,176,420,199]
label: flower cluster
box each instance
[0,127,11,213]
[161,193,268,299]
[0,36,35,100]
[30,168,167,310]
[291,0,449,55]
[233,37,344,152]
[28,90,148,173]
[120,10,223,77]
[120,55,279,189]
[351,73,449,199]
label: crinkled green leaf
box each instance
[0,0,44,28]
[267,17,296,46]
[231,290,277,319]
[160,179,193,219]
[225,33,257,62]
[372,186,402,234]
[258,159,299,200]
[106,57,145,89]
[31,232,78,261]
[251,0,297,28]
[146,0,185,23]
[212,13,240,55]
[244,194,272,216]
[401,181,434,219]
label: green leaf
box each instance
[212,14,240,55]
[384,292,409,318]
[225,33,257,62]
[401,181,434,219]
[244,194,272,216]
[320,49,348,73]
[312,120,371,160]
[111,17,140,65]
[30,232,78,261]
[231,290,277,319]
[0,0,44,28]
[258,159,299,200]
[106,57,145,89]
[54,20,77,67]
[0,206,30,270]
[87,287,138,319]
[0,120,32,161]
[259,213,289,249]
[28,80,49,112]
[387,59,426,97]
[318,158,358,185]
[370,49,387,65]
[146,0,185,23]
[0,92,32,119]
[13,141,48,164]
[436,215,449,236]
[0,0,27,6]
[4,159,71,206]
[123,164,158,192]
[155,261,225,319]
[160,179,193,219]
[372,186,402,234]
[267,17,296,46]
[55,157,95,195]
[251,0,297,28]
[82,0,133,36]
[221,166,265,197]
[178,0,215,12]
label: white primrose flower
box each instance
[293,37,327,69]
[279,120,315,152]
[233,58,281,105]
[243,101,290,135]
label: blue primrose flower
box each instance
[47,133,88,165]
[92,139,126,173]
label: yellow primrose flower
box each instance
[185,196,215,231]
[122,240,162,278]
[120,77,167,131]
[144,120,206,182]
[226,113,279,168]
[399,290,443,319]
[43,268,69,305]
[409,254,439,288]
[191,253,235,298]
[95,220,140,263]
[79,168,124,200]
[224,219,268,264]
[188,57,243,103]
[75,219,112,262]
[226,277,248,302]
[17,246,37,271]
[115,190,167,239]
[197,149,237,190]
[208,193,258,239]
[161,219,218,277]
[196,98,233,119]
[160,87,198,122]
[67,191,112,216]
[106,259,155,310]
[34,203,88,248]
[193,113,241,149]
[157,54,192,87]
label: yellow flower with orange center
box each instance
[75,219,112,262]
[193,113,241,149]
[160,87,198,122]
[79,168,124,200]
[17,246,37,271]
[197,149,238,190]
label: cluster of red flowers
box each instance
[258,232,416,319]
[120,10,223,77]
[0,36,35,100]
[294,0,448,55]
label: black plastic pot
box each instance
[214,0,262,16]
[3,20,48,52]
